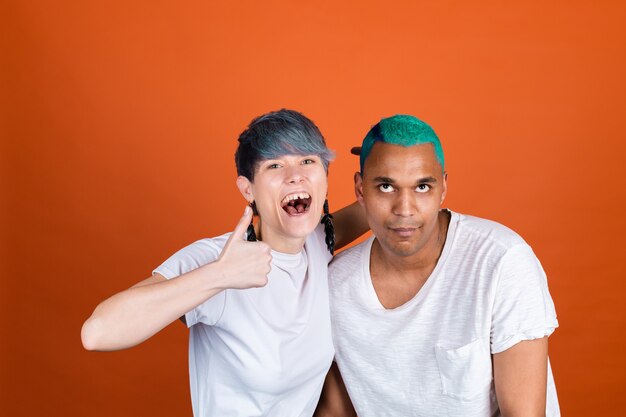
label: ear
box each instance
[354,172,365,206]
[440,172,448,205]
[236,176,254,203]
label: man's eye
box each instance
[416,184,431,193]
[268,163,281,169]
[302,158,315,165]
[379,184,394,193]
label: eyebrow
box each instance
[372,176,438,184]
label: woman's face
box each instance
[237,154,328,253]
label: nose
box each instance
[286,165,305,184]
[392,189,415,217]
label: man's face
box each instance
[356,142,447,259]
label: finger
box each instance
[256,276,269,288]
[233,205,253,239]
[223,206,253,253]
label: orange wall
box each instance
[2,1,625,416]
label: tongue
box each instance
[285,205,298,215]
[284,203,306,215]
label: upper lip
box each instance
[280,191,311,207]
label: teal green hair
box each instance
[360,114,444,172]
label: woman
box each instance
[81,109,367,417]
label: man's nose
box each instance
[392,190,415,217]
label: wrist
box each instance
[198,260,230,292]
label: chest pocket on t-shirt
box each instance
[435,338,492,400]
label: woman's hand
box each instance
[213,206,272,290]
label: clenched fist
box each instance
[213,206,272,289]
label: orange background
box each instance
[2,1,625,416]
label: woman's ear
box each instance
[236,176,253,203]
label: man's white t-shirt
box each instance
[154,224,334,417]
[329,211,560,417]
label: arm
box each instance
[493,337,549,417]
[332,201,369,250]
[81,207,271,351]
[314,362,356,417]
[82,269,222,351]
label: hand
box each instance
[213,206,272,289]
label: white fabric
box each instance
[329,211,560,417]
[154,223,334,417]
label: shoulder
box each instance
[453,211,528,251]
[153,232,232,279]
[329,237,371,284]
[174,232,232,261]
[446,211,543,280]
[450,211,547,284]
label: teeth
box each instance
[281,192,310,205]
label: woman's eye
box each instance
[379,184,394,193]
[302,158,315,165]
[267,163,281,169]
[416,184,431,193]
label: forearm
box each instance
[81,264,226,351]
[332,201,369,250]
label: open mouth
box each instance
[281,192,312,216]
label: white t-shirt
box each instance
[154,224,334,417]
[329,211,560,417]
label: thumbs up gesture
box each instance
[214,206,272,289]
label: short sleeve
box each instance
[153,237,229,327]
[490,244,558,353]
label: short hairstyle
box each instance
[359,114,444,172]
[235,109,335,181]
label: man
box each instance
[316,115,559,416]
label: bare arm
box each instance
[82,269,222,351]
[314,362,356,417]
[332,201,369,251]
[493,337,549,417]
[81,207,271,351]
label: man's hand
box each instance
[214,206,272,290]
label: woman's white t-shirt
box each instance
[154,224,334,417]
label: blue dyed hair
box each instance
[235,109,335,181]
[360,115,444,172]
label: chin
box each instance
[294,217,320,237]
[279,212,319,238]
[392,247,421,258]
[382,238,422,258]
